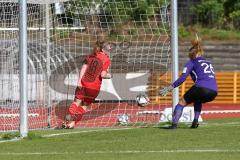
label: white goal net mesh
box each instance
[0,0,171,131]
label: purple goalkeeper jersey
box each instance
[172,56,218,92]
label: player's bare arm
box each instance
[101,70,112,79]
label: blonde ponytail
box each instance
[189,34,203,59]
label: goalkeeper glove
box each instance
[159,85,174,96]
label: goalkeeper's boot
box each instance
[190,120,199,129]
[166,123,177,129]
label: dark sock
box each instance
[193,103,202,123]
[193,112,201,123]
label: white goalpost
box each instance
[19,0,28,137]
[0,0,178,134]
[171,0,179,116]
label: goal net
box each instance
[0,0,171,131]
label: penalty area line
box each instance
[0,149,240,155]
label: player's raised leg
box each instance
[62,85,87,129]
[62,98,87,129]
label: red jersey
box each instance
[81,51,111,89]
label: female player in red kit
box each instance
[62,41,112,129]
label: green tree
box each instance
[223,0,240,29]
[131,0,154,22]
[62,0,169,40]
[192,0,224,28]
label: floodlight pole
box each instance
[19,0,28,138]
[171,0,179,112]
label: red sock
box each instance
[68,103,86,121]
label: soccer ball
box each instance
[117,114,129,125]
[136,93,150,107]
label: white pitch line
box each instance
[0,138,21,144]
[43,128,133,137]
[0,128,133,143]
[85,149,240,154]
[0,121,239,143]
[0,149,240,155]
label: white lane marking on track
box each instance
[202,110,240,114]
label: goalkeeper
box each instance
[62,40,112,129]
[159,36,218,129]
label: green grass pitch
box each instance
[0,118,240,160]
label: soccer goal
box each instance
[0,0,178,134]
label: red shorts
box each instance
[74,86,100,104]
